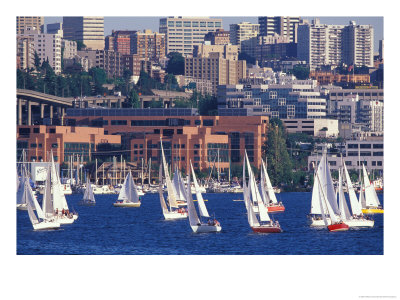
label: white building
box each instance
[229,22,260,50]
[282,118,339,137]
[159,17,223,56]
[62,40,77,59]
[18,27,62,75]
[298,19,374,70]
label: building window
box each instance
[194,120,201,126]
[269,91,277,99]
[348,144,359,149]
[372,161,377,166]
[345,161,352,166]
[377,161,382,166]
[360,144,371,149]
[373,152,383,156]
[30,143,37,148]
[52,143,58,148]
[203,120,214,126]
[278,98,286,106]
[33,128,39,133]
[373,144,383,149]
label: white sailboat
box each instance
[23,176,60,230]
[17,166,28,210]
[186,167,221,233]
[309,148,341,227]
[44,153,78,224]
[340,161,374,227]
[79,177,96,206]
[158,140,187,220]
[172,167,187,206]
[360,164,383,214]
[243,151,282,233]
[113,171,141,207]
[259,158,285,212]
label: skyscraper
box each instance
[258,16,300,43]
[63,17,105,50]
[159,17,223,56]
[229,22,260,47]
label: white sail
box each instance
[17,167,26,205]
[259,163,269,206]
[158,165,168,213]
[118,172,140,203]
[186,174,201,226]
[173,169,185,201]
[42,166,53,217]
[321,153,340,215]
[343,162,362,215]
[160,142,179,208]
[24,177,46,222]
[50,153,69,210]
[316,171,338,224]
[362,164,380,207]
[262,159,278,204]
[190,161,210,218]
[83,177,95,203]
[243,155,260,227]
[338,169,351,220]
[360,180,366,209]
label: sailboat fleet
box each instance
[309,148,376,231]
[17,143,382,234]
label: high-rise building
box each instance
[258,16,300,43]
[17,16,44,34]
[77,49,123,78]
[229,22,259,49]
[62,40,77,59]
[106,30,137,55]
[193,44,239,61]
[18,27,62,74]
[16,36,35,71]
[298,19,374,70]
[131,29,166,62]
[63,17,105,50]
[159,17,223,56]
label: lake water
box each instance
[16,192,383,255]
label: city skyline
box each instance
[43,16,384,52]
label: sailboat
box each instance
[311,149,349,232]
[360,164,383,214]
[79,177,96,206]
[17,166,28,210]
[172,167,187,207]
[243,151,282,233]
[23,175,60,230]
[43,152,78,224]
[158,140,188,220]
[260,158,285,212]
[186,164,221,233]
[113,171,141,207]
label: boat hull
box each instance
[267,205,285,212]
[328,223,349,232]
[163,211,188,220]
[113,202,141,207]
[251,226,282,233]
[191,224,222,233]
[33,221,61,230]
[16,204,28,210]
[54,215,76,224]
[362,208,384,214]
[345,218,374,228]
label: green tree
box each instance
[127,89,140,108]
[291,65,310,80]
[75,40,87,51]
[166,52,185,75]
[34,51,41,70]
[262,118,293,186]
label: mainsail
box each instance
[362,164,380,207]
[160,141,179,208]
[343,161,362,215]
[186,174,200,227]
[190,161,210,218]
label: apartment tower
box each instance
[258,16,300,43]
[17,16,44,34]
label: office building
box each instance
[47,23,63,36]
[282,118,338,137]
[218,81,327,119]
[17,16,44,34]
[229,22,259,49]
[258,17,300,43]
[65,108,269,170]
[159,17,223,56]
[63,17,105,50]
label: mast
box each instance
[141,158,144,186]
[217,148,220,182]
[148,158,151,185]
[95,158,98,185]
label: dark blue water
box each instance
[17,192,383,255]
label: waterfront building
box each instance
[17,16,44,34]
[307,137,383,174]
[159,16,223,56]
[298,19,374,70]
[18,27,62,75]
[218,81,327,119]
[258,16,300,43]
[204,29,230,45]
[64,108,269,170]
[282,118,338,137]
[63,17,105,50]
[16,125,121,163]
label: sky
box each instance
[44,16,383,53]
